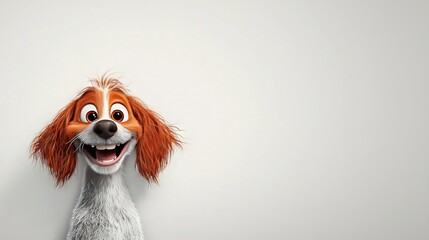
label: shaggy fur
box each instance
[67,168,143,240]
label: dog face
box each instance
[32,78,180,185]
[66,84,142,176]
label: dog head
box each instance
[31,77,180,185]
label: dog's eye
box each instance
[112,110,123,121]
[110,103,129,122]
[80,104,98,123]
[86,111,98,122]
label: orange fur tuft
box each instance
[127,96,181,183]
[31,100,78,185]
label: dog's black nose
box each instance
[93,120,117,139]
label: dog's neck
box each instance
[67,167,144,240]
[80,167,128,202]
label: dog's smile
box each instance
[83,141,130,166]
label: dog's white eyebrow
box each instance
[101,87,110,119]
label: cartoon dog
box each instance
[32,77,180,240]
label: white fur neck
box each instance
[66,167,144,240]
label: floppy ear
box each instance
[127,96,180,183]
[31,101,78,185]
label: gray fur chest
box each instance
[67,169,144,240]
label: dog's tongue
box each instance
[96,149,116,161]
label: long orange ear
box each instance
[127,96,180,183]
[31,100,78,185]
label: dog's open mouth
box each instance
[83,141,130,166]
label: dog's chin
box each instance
[80,139,137,175]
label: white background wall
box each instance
[0,1,428,239]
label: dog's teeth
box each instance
[96,145,105,150]
[106,144,116,150]
[95,144,116,150]
[91,145,95,148]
